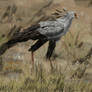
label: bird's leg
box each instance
[30,51,35,71]
[46,57,53,71]
[31,52,34,66]
[29,39,47,69]
[46,40,56,59]
[46,40,56,70]
[49,59,54,71]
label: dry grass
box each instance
[0,63,92,92]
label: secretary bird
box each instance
[0,10,77,66]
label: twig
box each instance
[73,47,92,64]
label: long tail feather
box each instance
[0,24,41,56]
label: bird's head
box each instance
[62,8,78,19]
[67,11,78,19]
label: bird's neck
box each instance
[64,15,73,23]
[66,17,73,27]
[57,15,73,24]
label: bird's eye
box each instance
[74,13,78,18]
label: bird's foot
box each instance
[50,60,54,71]
[46,58,54,72]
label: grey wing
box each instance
[37,21,64,41]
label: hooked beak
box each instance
[74,13,78,19]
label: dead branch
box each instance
[73,47,92,64]
[27,0,54,25]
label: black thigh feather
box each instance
[46,40,56,59]
[28,39,48,52]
